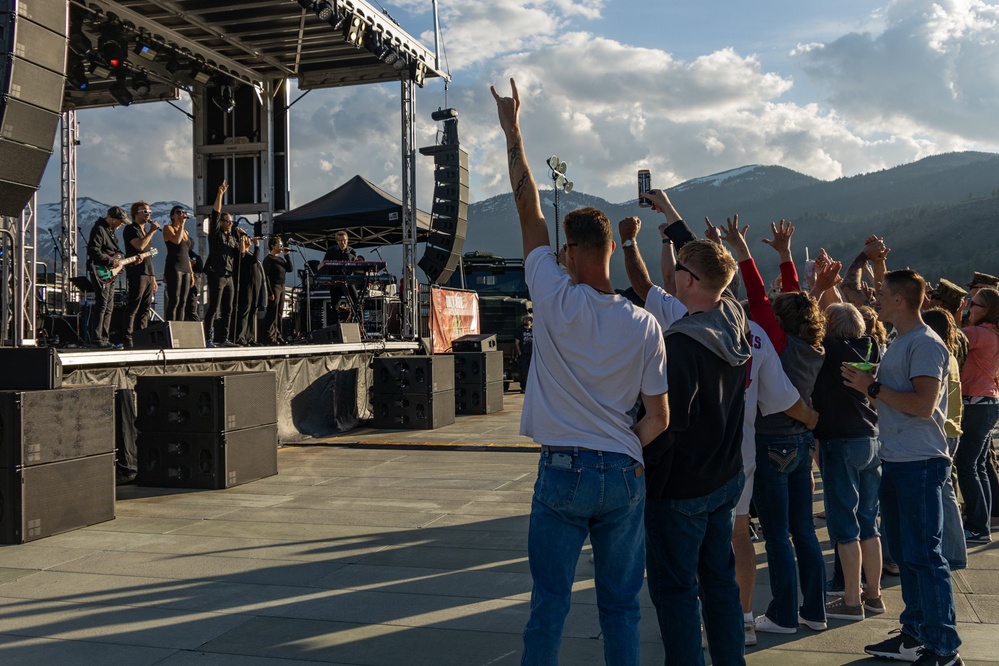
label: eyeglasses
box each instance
[139,209,152,215]
[675,261,700,281]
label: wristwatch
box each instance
[867,381,882,399]
[622,239,635,248]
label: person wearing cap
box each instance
[513,313,533,392]
[162,205,195,321]
[928,278,970,368]
[86,206,128,348]
[203,179,243,346]
[185,248,205,322]
[121,201,161,346]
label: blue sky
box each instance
[38,0,999,212]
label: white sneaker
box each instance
[744,622,758,646]
[798,614,828,631]
[754,614,797,634]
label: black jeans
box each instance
[186,273,202,322]
[124,274,156,341]
[164,270,192,321]
[264,283,285,342]
[89,274,116,344]
[203,274,235,343]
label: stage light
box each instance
[296,0,314,9]
[88,57,111,79]
[134,39,159,61]
[343,14,365,47]
[212,84,236,113]
[392,54,408,71]
[315,1,334,22]
[131,71,151,97]
[109,75,133,107]
[333,9,349,30]
[191,63,212,84]
[410,60,425,87]
[67,59,89,90]
[98,23,128,68]
[69,31,92,56]
[164,52,181,74]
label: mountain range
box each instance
[35,150,999,290]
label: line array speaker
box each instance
[0,0,69,216]
[0,452,115,544]
[137,423,278,489]
[418,112,469,285]
[135,371,278,433]
[0,385,115,468]
[133,321,206,349]
[372,355,454,394]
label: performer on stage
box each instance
[122,201,161,347]
[262,236,293,344]
[322,230,358,262]
[202,180,241,346]
[186,248,204,322]
[234,234,266,346]
[86,206,129,348]
[162,205,194,321]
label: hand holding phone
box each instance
[638,170,651,208]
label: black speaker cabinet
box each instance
[372,355,454,394]
[135,371,277,433]
[456,381,504,415]
[371,390,455,430]
[133,321,206,349]
[0,453,116,544]
[418,246,461,284]
[0,346,63,390]
[307,322,362,344]
[453,351,504,385]
[452,334,498,353]
[137,423,278,490]
[0,385,115,468]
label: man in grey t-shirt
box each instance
[843,269,962,665]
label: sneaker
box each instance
[863,594,886,615]
[798,614,827,631]
[744,622,758,646]
[913,647,964,665]
[825,596,864,621]
[754,614,796,634]
[701,625,708,649]
[865,630,923,661]
[220,340,239,347]
[965,530,992,543]
[826,584,845,598]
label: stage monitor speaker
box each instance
[452,333,498,353]
[0,385,115,468]
[135,371,278,434]
[453,351,504,385]
[137,423,278,490]
[133,321,206,349]
[455,381,504,415]
[0,452,115,544]
[372,355,454,394]
[371,389,455,430]
[0,346,62,390]
[307,322,362,344]
[0,1,69,216]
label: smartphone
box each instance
[638,169,651,207]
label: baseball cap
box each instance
[107,206,130,223]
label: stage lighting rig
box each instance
[190,59,212,85]
[315,1,334,22]
[343,14,366,47]
[296,0,314,9]
[109,74,134,107]
[88,56,112,80]
[212,84,236,113]
[97,21,128,68]
[134,36,160,62]
[410,60,426,87]
[131,70,151,98]
[546,156,573,249]
[67,59,89,90]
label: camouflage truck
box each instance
[447,251,532,389]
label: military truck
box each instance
[447,251,532,389]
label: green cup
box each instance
[848,361,875,372]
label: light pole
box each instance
[546,155,573,251]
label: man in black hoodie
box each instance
[640,213,751,666]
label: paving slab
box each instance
[0,633,176,666]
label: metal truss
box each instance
[1,197,38,347]
[400,78,418,339]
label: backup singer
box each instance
[122,201,160,347]
[202,180,241,346]
[262,236,293,344]
[162,205,194,321]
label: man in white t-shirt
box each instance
[492,80,670,666]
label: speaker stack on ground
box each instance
[418,108,469,285]
[0,0,68,216]
[452,347,504,416]
[0,384,116,544]
[135,371,278,489]
[371,355,455,429]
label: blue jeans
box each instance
[645,472,745,666]
[753,432,826,628]
[881,458,961,655]
[943,439,967,570]
[522,448,646,666]
[820,437,881,544]
[954,402,999,535]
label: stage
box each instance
[58,340,421,442]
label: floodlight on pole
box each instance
[546,156,572,250]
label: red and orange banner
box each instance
[429,286,479,353]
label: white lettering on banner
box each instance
[445,294,474,313]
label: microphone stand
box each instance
[290,241,313,339]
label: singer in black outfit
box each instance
[186,249,204,322]
[262,236,293,344]
[162,205,194,321]
[121,201,160,347]
[234,234,267,345]
[202,180,242,346]
[86,206,129,348]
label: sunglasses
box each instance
[676,261,700,281]
[139,209,152,215]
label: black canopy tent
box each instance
[273,175,432,250]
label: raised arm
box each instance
[659,222,677,295]
[491,80,549,257]
[810,249,844,307]
[619,216,654,302]
[213,179,228,214]
[761,219,800,292]
[720,215,787,352]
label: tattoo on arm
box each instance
[513,171,531,201]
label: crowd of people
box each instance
[492,79,998,666]
[84,179,295,347]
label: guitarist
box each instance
[122,201,161,347]
[86,206,128,348]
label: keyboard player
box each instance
[323,230,358,262]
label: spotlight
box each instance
[212,85,235,113]
[343,14,365,47]
[164,52,181,74]
[191,63,212,84]
[131,71,151,97]
[315,1,334,22]
[332,9,349,30]
[296,0,314,9]
[134,39,159,61]
[109,75,133,107]
[410,60,425,87]
[88,57,111,79]
[98,23,128,68]
[392,53,408,71]
[69,31,92,56]
[67,59,89,90]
